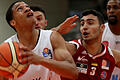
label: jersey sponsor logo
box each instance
[101,59,110,70]
[100,71,107,79]
[42,48,52,59]
[81,50,87,55]
[77,56,88,62]
[76,62,88,74]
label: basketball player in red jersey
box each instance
[55,9,120,80]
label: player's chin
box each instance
[35,27,41,30]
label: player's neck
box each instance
[82,40,102,55]
[109,23,120,35]
[17,30,39,50]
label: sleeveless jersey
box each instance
[70,39,115,80]
[4,30,61,80]
[102,23,120,80]
[102,23,120,50]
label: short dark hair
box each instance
[6,1,22,31]
[81,9,105,25]
[30,6,47,19]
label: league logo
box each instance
[76,62,88,74]
[100,71,107,79]
[42,48,52,59]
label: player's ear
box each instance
[10,19,16,27]
[45,20,47,26]
[100,24,105,32]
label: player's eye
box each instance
[37,16,42,21]
[80,21,84,26]
[26,5,30,8]
[17,7,23,12]
[88,22,93,25]
[37,17,41,21]
[106,6,111,10]
[113,5,119,10]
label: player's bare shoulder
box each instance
[112,49,120,68]
[50,31,65,48]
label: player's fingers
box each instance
[71,23,77,29]
[20,57,29,64]
[19,43,30,51]
[66,15,79,23]
[72,15,79,21]
[20,54,34,64]
[20,51,34,59]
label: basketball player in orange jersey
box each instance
[2,1,79,80]
[53,9,120,80]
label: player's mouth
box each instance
[109,15,116,19]
[82,32,89,37]
[27,12,33,18]
[35,25,42,30]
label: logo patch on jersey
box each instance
[81,50,87,55]
[101,59,110,70]
[100,71,107,79]
[77,56,88,62]
[42,48,52,59]
[76,62,88,74]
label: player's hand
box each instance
[20,50,44,65]
[18,43,44,65]
[51,15,79,34]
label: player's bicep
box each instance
[51,32,74,62]
[54,47,74,63]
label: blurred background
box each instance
[0,0,108,43]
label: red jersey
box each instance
[70,39,115,80]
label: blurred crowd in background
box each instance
[0,0,108,43]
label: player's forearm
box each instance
[40,58,78,79]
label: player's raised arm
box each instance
[51,15,79,34]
